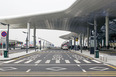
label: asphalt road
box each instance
[0,49,116,77]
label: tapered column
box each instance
[105,15,109,48]
[87,26,90,47]
[82,34,84,47]
[27,23,30,48]
[34,26,36,51]
[94,18,97,51]
[80,33,82,53]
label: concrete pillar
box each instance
[87,26,90,47]
[43,41,44,49]
[34,26,36,51]
[102,39,104,47]
[94,18,97,51]
[80,33,82,53]
[74,37,76,50]
[82,34,84,47]
[27,23,30,48]
[105,15,109,48]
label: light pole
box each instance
[22,31,28,53]
[0,22,9,57]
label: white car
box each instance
[62,45,68,50]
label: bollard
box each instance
[4,50,8,58]
[95,50,99,58]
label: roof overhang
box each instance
[0,0,116,36]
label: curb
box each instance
[70,50,116,67]
[0,49,44,61]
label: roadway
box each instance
[0,49,116,77]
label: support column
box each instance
[80,33,82,53]
[74,37,76,50]
[102,39,104,47]
[87,26,90,48]
[27,23,30,49]
[69,40,72,49]
[105,15,109,48]
[94,18,97,51]
[43,41,44,49]
[82,34,85,47]
[34,26,36,51]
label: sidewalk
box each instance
[71,50,116,66]
[0,49,43,61]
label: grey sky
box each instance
[0,0,76,18]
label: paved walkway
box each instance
[71,50,116,66]
[0,49,43,61]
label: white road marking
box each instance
[26,69,31,72]
[82,69,86,72]
[92,60,101,63]
[14,59,25,63]
[3,60,15,63]
[35,64,38,66]
[45,60,50,63]
[77,64,86,72]
[35,60,41,63]
[56,60,60,63]
[74,60,81,63]
[65,60,70,63]
[24,60,33,63]
[77,64,80,67]
[83,60,91,63]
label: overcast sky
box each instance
[0,0,75,46]
[0,0,76,18]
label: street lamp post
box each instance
[23,31,28,53]
[0,22,9,57]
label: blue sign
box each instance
[1,31,7,37]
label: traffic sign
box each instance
[76,38,78,41]
[1,31,7,37]
[0,30,7,43]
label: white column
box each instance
[34,26,36,50]
[27,23,30,48]
[87,26,89,47]
[94,18,97,51]
[80,33,82,53]
[82,34,84,47]
[105,15,109,47]
[102,39,104,47]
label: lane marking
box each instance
[107,65,116,69]
[35,64,38,66]
[3,60,15,63]
[82,69,86,72]
[92,60,101,63]
[26,69,31,72]
[66,53,72,59]
[65,60,70,63]
[83,60,91,63]
[56,60,60,63]
[14,59,25,63]
[45,60,51,64]
[74,60,81,63]
[24,60,33,64]
[77,64,86,72]
[35,60,41,63]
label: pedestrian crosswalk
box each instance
[25,60,33,64]
[14,59,25,64]
[35,60,41,63]
[45,60,50,63]
[3,59,102,64]
[41,51,70,53]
